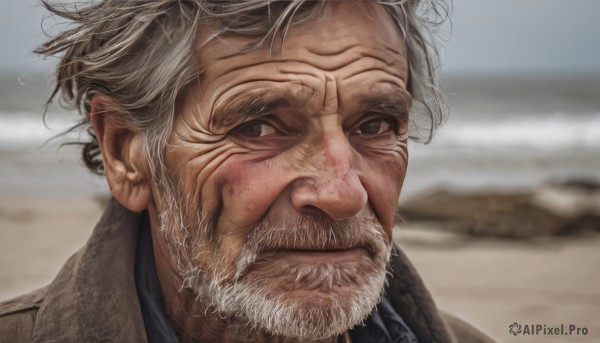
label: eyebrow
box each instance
[359,91,412,118]
[211,93,292,129]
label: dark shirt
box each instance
[135,212,179,343]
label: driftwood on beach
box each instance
[398,178,600,239]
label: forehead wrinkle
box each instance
[304,43,399,65]
[340,65,405,83]
[384,46,401,55]
[288,46,403,75]
[204,59,279,82]
[304,43,356,57]
[206,56,329,84]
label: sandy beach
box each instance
[397,226,600,342]
[1,196,598,342]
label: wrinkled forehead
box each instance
[196,1,407,77]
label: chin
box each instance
[194,256,389,340]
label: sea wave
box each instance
[0,111,80,147]
[435,112,600,150]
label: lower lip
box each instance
[274,248,368,264]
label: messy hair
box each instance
[37,0,450,177]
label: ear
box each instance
[90,95,151,212]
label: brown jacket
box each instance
[0,199,494,342]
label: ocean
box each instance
[1,73,599,198]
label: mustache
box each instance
[251,214,386,252]
[234,212,390,277]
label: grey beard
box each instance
[158,194,392,340]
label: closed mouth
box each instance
[269,247,370,264]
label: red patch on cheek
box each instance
[215,157,283,229]
[217,160,249,204]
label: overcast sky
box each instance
[1,0,600,75]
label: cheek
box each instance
[212,155,291,236]
[361,148,408,235]
[165,140,231,210]
[167,146,291,269]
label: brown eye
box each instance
[356,118,393,135]
[231,120,277,138]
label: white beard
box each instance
[158,192,392,340]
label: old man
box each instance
[0,0,493,342]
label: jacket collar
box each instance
[386,246,453,342]
[33,198,147,342]
[32,199,451,342]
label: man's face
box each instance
[157,2,410,339]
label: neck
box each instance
[147,203,337,343]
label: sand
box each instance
[396,226,600,342]
[1,196,598,342]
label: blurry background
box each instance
[1,1,599,342]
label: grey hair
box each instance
[37,0,450,178]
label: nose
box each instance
[290,132,368,220]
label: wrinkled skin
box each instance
[99,2,411,342]
[165,1,409,257]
